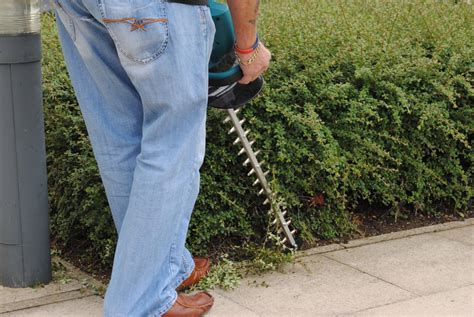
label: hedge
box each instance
[42,0,473,268]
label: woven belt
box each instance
[167,0,209,5]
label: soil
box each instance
[51,238,113,286]
[53,207,473,286]
[300,206,473,249]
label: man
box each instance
[54,0,270,316]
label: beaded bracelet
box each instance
[234,33,259,54]
[236,41,261,66]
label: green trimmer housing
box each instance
[207,0,264,109]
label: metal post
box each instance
[0,0,51,287]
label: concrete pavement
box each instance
[1,219,473,316]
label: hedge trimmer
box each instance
[207,0,297,249]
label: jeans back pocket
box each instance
[98,0,169,64]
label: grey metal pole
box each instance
[0,0,51,288]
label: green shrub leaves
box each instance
[42,0,473,268]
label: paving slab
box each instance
[213,255,414,316]
[351,284,474,317]
[0,257,98,315]
[432,225,474,246]
[0,282,83,307]
[325,231,474,296]
[1,223,472,316]
[2,295,103,317]
[208,292,259,317]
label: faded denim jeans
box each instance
[53,0,215,315]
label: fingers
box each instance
[238,66,267,84]
[238,63,267,84]
[237,43,272,85]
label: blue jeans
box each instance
[53,1,215,315]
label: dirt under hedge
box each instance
[42,0,473,275]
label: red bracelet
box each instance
[234,45,255,54]
[235,33,260,54]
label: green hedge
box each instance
[42,0,473,267]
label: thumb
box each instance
[238,75,253,85]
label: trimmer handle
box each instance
[209,65,243,86]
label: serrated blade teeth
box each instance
[243,158,251,166]
[258,188,264,196]
[238,148,246,156]
[291,229,297,235]
[234,108,241,115]
[271,218,278,225]
[284,220,292,226]
[254,150,261,156]
[247,169,255,176]
[228,127,236,134]
[233,137,240,145]
[280,237,287,244]
[264,170,269,177]
[223,116,231,124]
[249,140,255,147]
[244,129,250,136]
[263,198,270,205]
[252,178,260,186]
[282,210,287,216]
[239,119,246,125]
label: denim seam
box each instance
[96,0,170,64]
[206,9,214,72]
[54,0,76,41]
[171,258,195,290]
[198,6,207,38]
[167,244,195,279]
[167,158,199,284]
[182,253,193,273]
[168,242,176,276]
[152,291,177,317]
[153,263,193,316]
[54,0,95,20]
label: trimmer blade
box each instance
[224,108,298,250]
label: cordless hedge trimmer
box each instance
[207,0,297,249]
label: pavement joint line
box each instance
[297,218,474,258]
[320,253,421,297]
[0,289,94,314]
[346,283,474,315]
[213,289,261,315]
